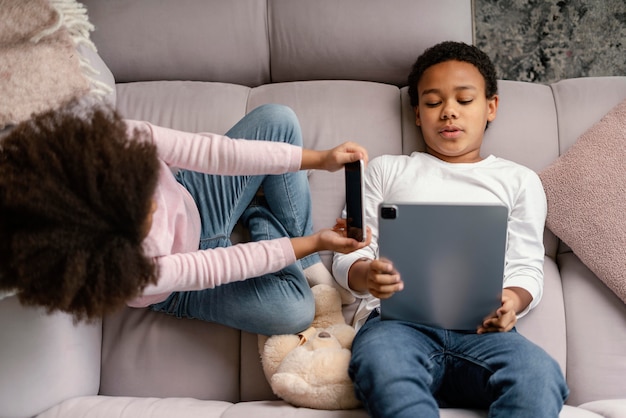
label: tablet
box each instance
[378,202,508,331]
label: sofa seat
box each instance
[37,397,606,418]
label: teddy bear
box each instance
[259,283,361,410]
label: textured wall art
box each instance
[474,0,626,83]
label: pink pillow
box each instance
[539,98,626,303]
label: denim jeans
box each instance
[349,310,569,418]
[150,104,317,335]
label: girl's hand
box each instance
[320,219,371,253]
[301,142,368,172]
[316,229,366,253]
[290,219,371,260]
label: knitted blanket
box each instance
[0,0,110,130]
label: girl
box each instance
[0,100,369,335]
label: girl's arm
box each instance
[129,120,367,175]
[130,228,370,308]
[129,238,297,307]
[128,120,302,175]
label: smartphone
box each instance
[344,160,366,242]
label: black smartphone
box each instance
[344,160,366,242]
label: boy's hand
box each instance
[366,257,403,300]
[477,287,531,334]
[301,142,368,172]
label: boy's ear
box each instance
[414,106,421,126]
[487,94,499,122]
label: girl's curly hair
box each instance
[0,100,160,322]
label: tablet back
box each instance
[378,203,508,331]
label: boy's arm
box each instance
[506,287,533,313]
[479,171,547,333]
[501,171,547,316]
[346,259,371,293]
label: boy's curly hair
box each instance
[0,101,160,322]
[407,41,498,108]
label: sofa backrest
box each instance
[83,0,473,87]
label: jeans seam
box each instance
[445,351,496,374]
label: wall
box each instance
[474,0,625,83]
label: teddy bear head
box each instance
[259,284,360,410]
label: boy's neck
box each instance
[425,149,485,164]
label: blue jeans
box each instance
[349,310,569,418]
[150,104,316,335]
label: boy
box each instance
[332,41,569,417]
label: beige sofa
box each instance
[1,1,625,417]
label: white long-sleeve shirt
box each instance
[332,152,547,329]
[125,120,302,307]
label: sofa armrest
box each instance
[0,296,102,418]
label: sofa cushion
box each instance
[221,400,488,417]
[100,307,241,402]
[0,297,101,418]
[220,402,602,417]
[268,0,472,86]
[551,78,626,154]
[578,399,626,418]
[515,257,567,375]
[559,253,626,405]
[37,396,233,418]
[83,0,271,86]
[539,99,626,303]
[484,81,561,172]
[116,81,252,134]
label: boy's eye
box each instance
[458,99,473,105]
[425,102,441,108]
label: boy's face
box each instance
[414,60,498,163]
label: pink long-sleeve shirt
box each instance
[125,120,302,307]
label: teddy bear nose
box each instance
[318,331,331,338]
